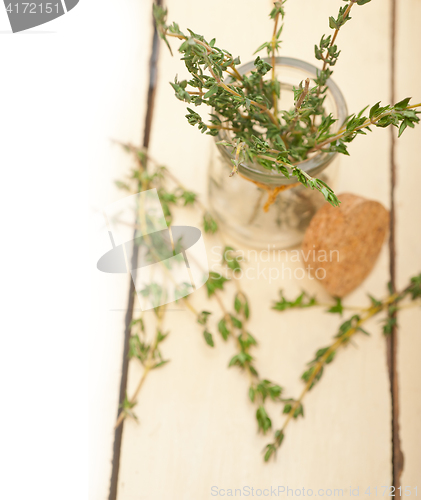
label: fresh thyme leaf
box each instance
[206,272,229,297]
[218,318,230,340]
[273,290,317,311]
[326,297,344,315]
[203,330,215,347]
[256,406,272,434]
[203,212,218,234]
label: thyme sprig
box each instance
[154,1,421,207]
[115,307,167,429]
[264,276,421,461]
[114,143,288,434]
[112,144,206,428]
[314,0,358,102]
[203,245,287,435]
[254,1,286,117]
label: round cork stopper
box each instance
[302,193,389,297]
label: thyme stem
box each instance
[312,103,421,151]
[265,279,421,461]
[270,2,282,117]
[316,0,357,98]
[115,307,165,429]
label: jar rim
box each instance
[215,56,348,186]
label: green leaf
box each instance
[120,393,136,410]
[238,332,258,351]
[327,297,344,315]
[369,101,381,119]
[273,290,317,311]
[264,444,276,462]
[274,429,284,446]
[256,405,272,434]
[293,403,304,419]
[203,212,218,234]
[153,359,170,369]
[394,97,411,110]
[129,317,145,331]
[203,330,214,347]
[206,272,229,297]
[197,310,211,325]
[157,330,168,343]
[283,403,292,414]
[325,351,335,364]
[253,41,269,55]
[218,318,230,340]
[222,246,242,272]
[329,16,339,30]
[254,56,272,76]
[228,352,252,368]
[244,300,250,319]
[368,294,382,308]
[249,365,259,377]
[398,120,408,138]
[357,326,370,336]
[229,315,243,329]
[204,84,219,99]
[115,180,131,191]
[383,316,397,336]
[268,384,282,401]
[409,273,421,300]
[180,190,197,206]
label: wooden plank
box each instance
[394,0,421,488]
[117,1,395,498]
[89,1,154,499]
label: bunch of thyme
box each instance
[153,1,421,207]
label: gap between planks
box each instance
[387,0,404,489]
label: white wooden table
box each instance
[90,1,421,499]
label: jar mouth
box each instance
[215,56,348,186]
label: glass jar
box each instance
[208,56,348,249]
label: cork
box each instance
[302,193,389,297]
